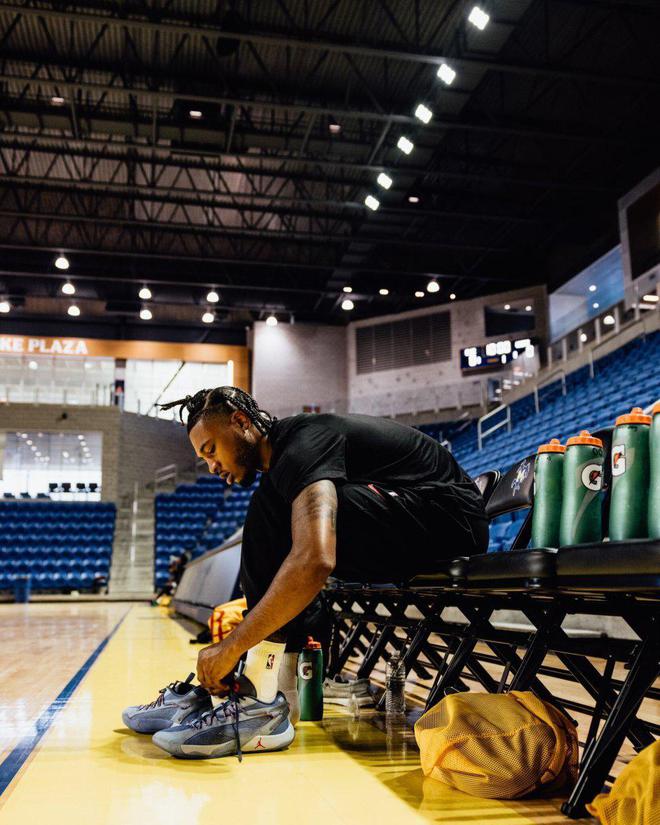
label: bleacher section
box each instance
[421,331,660,551]
[154,476,256,587]
[458,332,659,476]
[0,502,116,592]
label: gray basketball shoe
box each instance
[122,673,213,734]
[152,675,294,760]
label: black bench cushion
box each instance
[465,548,557,589]
[408,557,469,587]
[473,470,501,506]
[486,455,535,519]
[556,539,660,591]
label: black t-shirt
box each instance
[240,414,487,595]
[267,413,480,506]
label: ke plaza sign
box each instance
[0,334,249,386]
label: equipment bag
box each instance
[414,691,578,799]
[587,739,660,825]
[208,596,248,643]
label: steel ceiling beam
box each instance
[3,73,649,146]
[0,133,617,192]
[0,175,543,225]
[0,244,508,283]
[0,206,508,253]
[0,2,657,90]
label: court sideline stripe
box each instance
[0,607,131,797]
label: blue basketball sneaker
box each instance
[152,675,294,760]
[122,673,213,734]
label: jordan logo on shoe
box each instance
[254,737,266,749]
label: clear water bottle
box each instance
[385,654,406,715]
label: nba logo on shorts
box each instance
[266,654,275,670]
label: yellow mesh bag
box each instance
[587,740,660,825]
[414,691,578,799]
[208,596,247,643]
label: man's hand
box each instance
[206,481,338,664]
[196,639,240,694]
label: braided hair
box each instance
[159,387,274,435]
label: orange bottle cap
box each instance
[305,636,322,649]
[566,430,603,448]
[538,438,565,454]
[615,406,652,426]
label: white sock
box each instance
[243,639,286,703]
[278,653,300,726]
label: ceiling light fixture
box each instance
[525,305,533,311]
[51,95,65,105]
[28,361,38,370]
[467,5,490,30]
[364,194,380,211]
[343,286,353,293]
[436,63,456,85]
[202,311,214,323]
[266,314,278,327]
[427,280,440,293]
[603,315,615,326]
[408,195,420,204]
[504,303,511,310]
[379,288,389,296]
[589,284,597,292]
[415,291,425,298]
[376,172,393,189]
[396,136,414,155]
[139,286,152,300]
[414,103,433,124]
[189,109,203,119]
[61,281,75,295]
[55,255,70,271]
[592,302,599,309]
[341,299,354,311]
[139,308,152,320]
[450,293,457,300]
[328,121,342,134]
[206,290,220,303]
[0,300,9,313]
[642,294,659,303]
[67,305,80,317]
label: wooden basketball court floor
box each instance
[0,602,597,825]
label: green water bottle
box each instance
[531,439,565,548]
[559,430,604,547]
[648,401,660,540]
[298,636,324,721]
[609,407,652,541]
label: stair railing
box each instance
[534,369,566,414]
[477,404,511,451]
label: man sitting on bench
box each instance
[123,386,488,759]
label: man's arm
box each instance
[197,479,337,691]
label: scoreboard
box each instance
[461,338,536,372]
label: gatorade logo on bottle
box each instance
[298,662,313,681]
[612,444,626,477]
[581,464,603,491]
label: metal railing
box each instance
[533,369,567,414]
[154,463,177,493]
[477,404,511,451]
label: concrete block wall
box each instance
[348,284,549,405]
[118,411,194,499]
[0,404,192,504]
[252,321,347,418]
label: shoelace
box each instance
[191,681,244,762]
[139,673,195,710]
